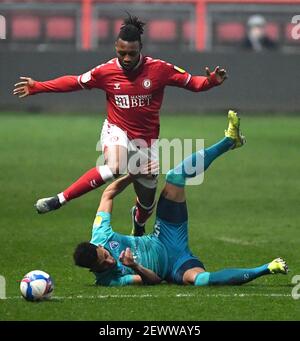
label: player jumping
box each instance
[13,14,227,236]
[73,111,288,286]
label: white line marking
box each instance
[216,237,265,246]
[5,293,292,300]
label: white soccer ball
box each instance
[20,270,54,301]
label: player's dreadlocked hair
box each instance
[73,242,98,270]
[118,13,145,42]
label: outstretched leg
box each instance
[193,258,288,286]
[156,111,246,285]
[162,110,245,202]
[35,144,126,214]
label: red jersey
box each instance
[29,55,221,144]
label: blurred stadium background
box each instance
[0,0,300,321]
[1,0,300,112]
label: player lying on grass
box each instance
[13,13,227,236]
[73,111,288,286]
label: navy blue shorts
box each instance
[155,195,205,284]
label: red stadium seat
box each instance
[265,23,279,40]
[12,15,41,39]
[183,20,195,42]
[46,17,75,40]
[217,22,245,42]
[96,18,109,40]
[148,20,176,41]
[285,23,293,40]
[114,19,123,36]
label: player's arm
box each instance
[13,66,105,98]
[100,274,142,286]
[165,62,227,92]
[97,175,134,214]
[13,76,83,98]
[98,161,158,213]
[186,66,227,92]
[119,248,162,285]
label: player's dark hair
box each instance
[73,242,98,270]
[118,13,145,42]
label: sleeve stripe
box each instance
[77,75,85,89]
[184,73,192,86]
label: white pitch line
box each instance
[4,293,292,300]
[216,237,264,246]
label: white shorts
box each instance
[100,119,158,189]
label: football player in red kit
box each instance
[13,14,227,236]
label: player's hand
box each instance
[140,160,159,176]
[119,247,136,268]
[129,160,159,179]
[13,77,35,98]
[205,66,227,84]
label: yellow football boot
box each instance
[268,257,288,274]
[224,110,246,149]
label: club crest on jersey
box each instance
[110,136,119,143]
[174,66,186,74]
[142,79,152,89]
[114,83,121,90]
[109,241,120,250]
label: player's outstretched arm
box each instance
[97,174,134,214]
[119,248,162,285]
[13,75,83,98]
[205,66,227,84]
[13,77,35,98]
[97,160,158,213]
[186,66,227,92]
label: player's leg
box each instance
[156,110,247,284]
[165,110,245,192]
[163,110,245,202]
[130,140,158,236]
[189,258,288,286]
[35,121,128,214]
[131,181,156,236]
[61,144,127,201]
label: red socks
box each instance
[135,199,156,226]
[63,167,105,201]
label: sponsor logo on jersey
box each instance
[174,65,186,74]
[93,215,103,228]
[114,94,152,109]
[142,79,152,89]
[109,241,120,250]
[114,83,121,90]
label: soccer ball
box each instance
[20,270,54,301]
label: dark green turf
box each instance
[0,113,299,320]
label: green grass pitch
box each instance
[0,113,299,321]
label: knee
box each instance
[106,160,123,176]
[135,175,158,190]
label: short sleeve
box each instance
[162,62,191,88]
[77,65,105,90]
[90,211,113,246]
